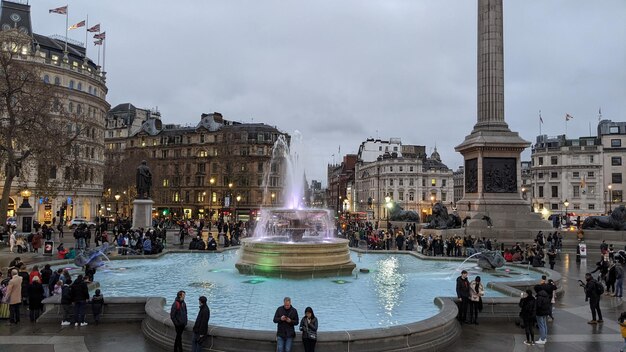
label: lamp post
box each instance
[235,195,241,222]
[271,192,276,206]
[209,177,215,221]
[563,199,569,227]
[385,196,391,222]
[114,194,121,218]
[608,184,613,213]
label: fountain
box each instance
[235,132,356,277]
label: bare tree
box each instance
[0,30,85,226]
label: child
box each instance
[53,280,63,296]
[91,289,104,325]
[620,312,626,352]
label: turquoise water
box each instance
[63,251,540,331]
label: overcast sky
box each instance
[31,0,626,185]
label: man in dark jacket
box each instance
[71,275,90,326]
[60,279,73,326]
[273,297,299,352]
[535,287,551,344]
[192,296,210,352]
[170,290,188,352]
[456,270,470,323]
[583,272,603,324]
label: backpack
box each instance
[596,281,605,295]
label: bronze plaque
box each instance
[483,157,517,193]
[465,158,478,193]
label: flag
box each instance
[68,20,85,30]
[93,32,106,40]
[565,113,573,121]
[539,111,543,124]
[49,6,67,14]
[94,39,103,46]
[87,24,100,33]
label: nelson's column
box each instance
[455,0,551,238]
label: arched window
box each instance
[77,82,82,91]
[54,76,60,85]
[88,86,92,94]
[77,104,82,114]
[68,102,73,112]
[43,75,49,83]
[69,80,74,89]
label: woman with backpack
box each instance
[170,290,188,352]
[519,289,537,346]
[583,272,604,324]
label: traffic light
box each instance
[162,209,170,216]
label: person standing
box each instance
[60,279,74,326]
[27,276,44,322]
[456,270,470,323]
[535,286,551,345]
[91,289,104,325]
[469,276,484,325]
[619,312,626,352]
[71,275,90,326]
[584,272,603,324]
[519,289,537,346]
[547,247,557,270]
[615,262,624,298]
[273,297,299,352]
[5,269,22,324]
[299,307,318,352]
[170,290,188,352]
[191,296,210,352]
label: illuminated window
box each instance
[431,179,436,186]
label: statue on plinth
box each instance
[582,205,626,230]
[423,202,462,229]
[136,160,152,199]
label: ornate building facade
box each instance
[0,0,109,223]
[119,112,288,221]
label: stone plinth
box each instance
[236,238,356,278]
[15,204,35,233]
[132,198,154,229]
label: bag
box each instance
[596,282,605,295]
[0,303,9,319]
[307,331,317,340]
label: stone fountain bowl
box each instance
[235,237,356,278]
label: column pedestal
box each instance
[132,199,154,229]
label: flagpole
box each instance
[539,110,542,135]
[103,36,106,73]
[85,14,88,52]
[97,43,101,67]
[64,6,69,55]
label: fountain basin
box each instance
[236,238,356,277]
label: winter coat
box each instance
[5,275,23,305]
[535,290,551,316]
[28,282,45,310]
[170,299,188,327]
[192,304,211,335]
[91,294,104,315]
[456,276,470,299]
[299,316,318,340]
[518,295,536,320]
[70,279,90,302]
[469,281,484,302]
[585,279,602,300]
[273,305,299,338]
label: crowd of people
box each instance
[0,256,104,327]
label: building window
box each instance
[588,204,595,210]
[573,203,580,210]
[409,166,414,172]
[399,166,403,172]
[538,157,544,166]
[551,185,558,198]
[409,178,414,186]
[538,172,544,179]
[550,172,558,179]
[573,171,579,178]
[408,192,414,201]
[49,166,57,179]
[431,178,436,186]
[43,75,49,83]
[54,76,61,85]
[551,203,559,210]
[550,156,558,165]
[613,190,623,203]
[389,166,393,172]
[610,126,620,134]
[77,82,82,91]
[612,157,622,166]
[612,173,623,184]
[69,80,74,89]
[398,179,403,186]
[588,171,595,178]
[442,179,447,187]
[398,192,404,201]
[200,134,205,143]
[611,139,622,147]
[573,185,580,197]
[422,179,426,187]
[196,192,205,203]
[588,185,595,195]
[441,192,447,202]
[538,186,544,197]
[389,179,394,186]
[589,155,594,163]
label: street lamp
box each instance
[114,194,121,218]
[235,195,241,221]
[385,196,391,221]
[563,199,569,227]
[608,184,613,213]
[271,192,276,206]
[209,177,215,220]
[19,188,32,207]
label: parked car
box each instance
[6,217,16,227]
[69,218,96,229]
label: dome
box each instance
[430,147,441,162]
